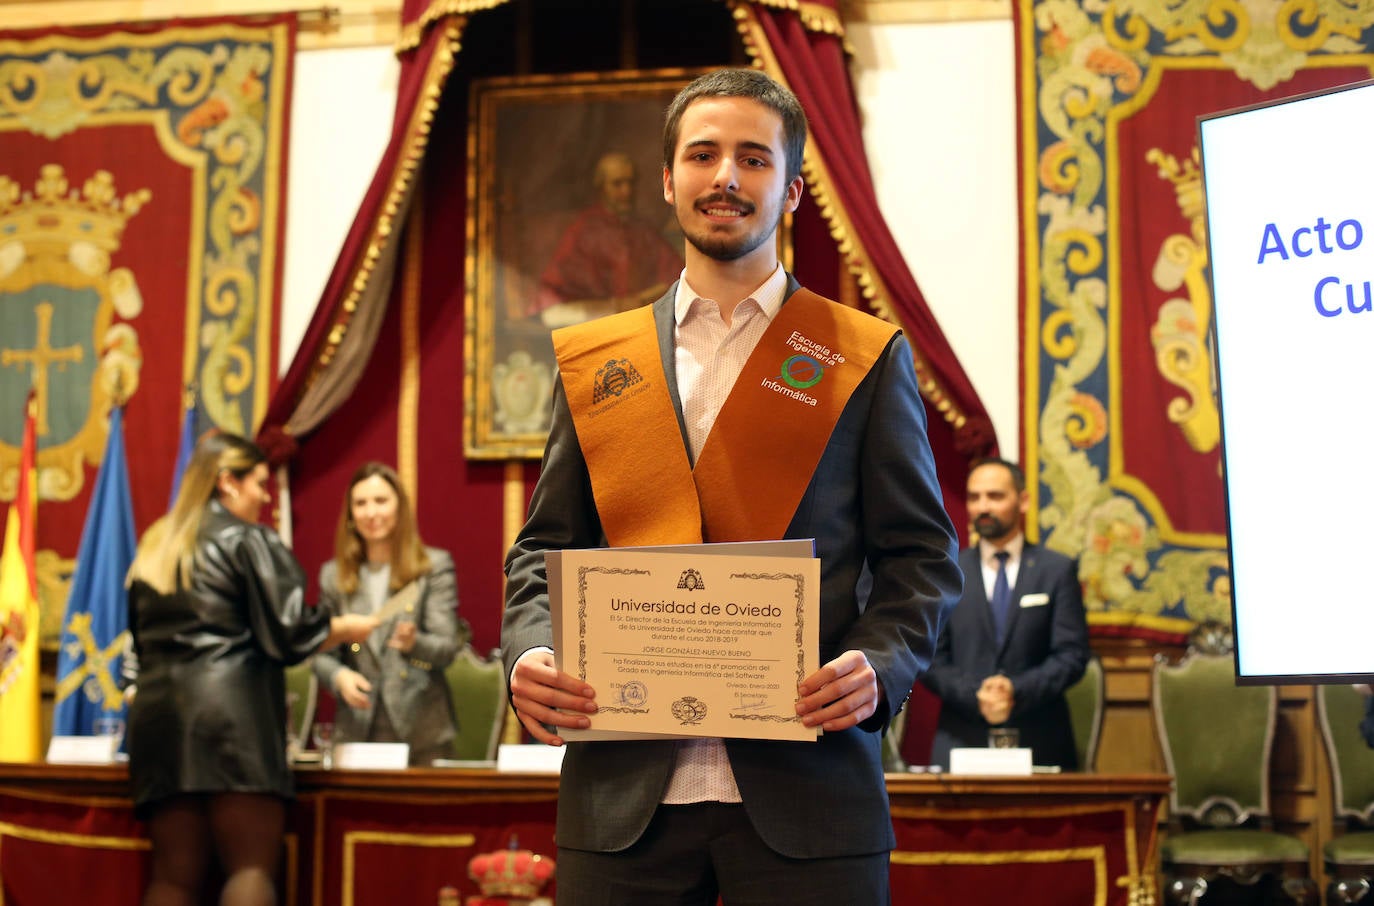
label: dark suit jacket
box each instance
[502,279,962,859]
[924,541,1089,769]
[314,548,460,761]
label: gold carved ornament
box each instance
[0,165,148,505]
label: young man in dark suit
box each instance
[924,457,1090,769]
[501,68,961,904]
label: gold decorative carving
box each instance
[1146,146,1218,454]
[0,165,147,503]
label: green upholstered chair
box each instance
[1316,683,1374,905]
[1153,651,1318,905]
[445,645,507,762]
[1065,654,1105,772]
[284,657,317,753]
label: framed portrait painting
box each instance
[464,68,705,459]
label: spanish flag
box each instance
[0,394,41,762]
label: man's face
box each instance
[966,463,1027,545]
[662,96,802,264]
[598,157,636,217]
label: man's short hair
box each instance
[969,457,1026,493]
[662,68,808,185]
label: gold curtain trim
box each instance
[394,0,511,54]
[393,0,841,52]
[298,21,463,400]
[734,0,848,40]
[729,2,968,432]
[398,192,423,498]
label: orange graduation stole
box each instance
[552,289,898,547]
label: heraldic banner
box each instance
[0,16,293,645]
[1015,1,1374,638]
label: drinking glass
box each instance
[312,722,335,769]
[93,716,125,757]
[988,727,1019,749]
[285,692,301,760]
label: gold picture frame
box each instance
[464,68,706,460]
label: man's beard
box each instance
[685,227,772,262]
[973,513,1012,540]
[677,189,783,262]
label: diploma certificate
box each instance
[550,543,820,742]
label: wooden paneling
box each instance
[0,764,1169,906]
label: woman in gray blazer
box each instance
[313,462,461,766]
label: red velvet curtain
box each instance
[747,3,995,458]
[258,6,452,458]
[743,2,997,523]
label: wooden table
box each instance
[0,764,1169,905]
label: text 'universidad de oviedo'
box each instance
[608,597,784,619]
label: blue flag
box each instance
[53,407,137,736]
[169,392,196,511]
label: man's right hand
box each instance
[977,674,1014,725]
[334,667,373,710]
[509,649,597,746]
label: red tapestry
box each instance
[1016,3,1374,636]
[0,17,292,643]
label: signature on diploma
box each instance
[731,693,768,713]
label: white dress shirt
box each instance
[661,264,788,805]
[978,533,1024,602]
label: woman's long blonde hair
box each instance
[127,431,266,594]
[332,462,431,594]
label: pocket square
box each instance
[1019,593,1049,608]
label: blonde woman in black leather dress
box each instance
[126,432,377,906]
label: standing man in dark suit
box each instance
[501,68,961,904]
[924,457,1090,770]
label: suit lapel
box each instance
[652,286,691,458]
[1002,543,1040,644]
[961,547,1000,645]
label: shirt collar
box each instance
[674,263,787,326]
[979,532,1025,567]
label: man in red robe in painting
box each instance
[531,151,684,328]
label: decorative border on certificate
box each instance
[552,545,820,742]
[574,565,652,715]
[724,570,808,726]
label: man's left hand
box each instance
[796,650,882,731]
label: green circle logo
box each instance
[781,354,824,389]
